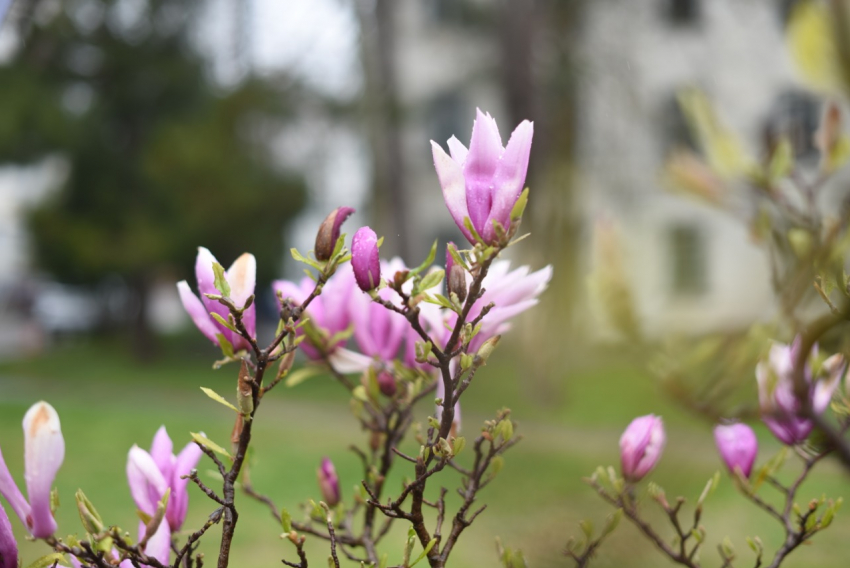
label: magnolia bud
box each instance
[714,423,758,478]
[474,335,501,366]
[376,371,397,396]
[315,207,355,261]
[448,264,468,304]
[75,489,103,534]
[351,227,381,291]
[237,360,254,417]
[619,415,665,482]
[317,458,341,507]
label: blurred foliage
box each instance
[0,0,306,288]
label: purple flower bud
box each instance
[376,371,397,397]
[619,415,665,482]
[446,243,467,303]
[714,423,758,478]
[0,503,17,568]
[351,227,381,291]
[317,458,341,507]
[315,207,355,261]
[431,109,533,245]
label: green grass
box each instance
[0,337,847,567]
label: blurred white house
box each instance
[577,0,835,336]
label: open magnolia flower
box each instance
[756,340,845,445]
[0,401,64,539]
[177,247,257,352]
[431,109,533,245]
[273,268,356,360]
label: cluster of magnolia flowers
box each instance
[0,403,201,568]
[0,108,547,568]
[619,339,847,484]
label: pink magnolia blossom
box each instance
[714,423,758,478]
[620,415,665,482]
[431,109,533,244]
[177,247,256,352]
[273,268,356,360]
[351,227,381,291]
[0,401,64,538]
[126,426,202,532]
[448,260,552,353]
[0,502,17,568]
[756,340,844,445]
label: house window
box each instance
[663,0,700,25]
[668,225,707,297]
[764,90,820,160]
[661,93,697,154]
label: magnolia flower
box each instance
[620,415,665,482]
[714,423,758,478]
[448,260,552,353]
[755,340,844,445]
[273,268,356,360]
[0,401,64,538]
[126,426,203,532]
[351,227,381,291]
[317,458,340,507]
[431,109,533,244]
[0,503,17,568]
[350,258,409,362]
[177,247,256,352]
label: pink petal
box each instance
[144,517,171,566]
[126,446,168,516]
[447,136,469,165]
[431,141,473,242]
[327,348,373,373]
[485,120,533,242]
[464,110,503,233]
[149,427,174,483]
[226,253,257,341]
[167,440,203,531]
[0,502,18,568]
[0,447,30,533]
[23,402,64,538]
[177,281,220,346]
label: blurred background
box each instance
[0,0,848,566]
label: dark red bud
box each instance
[315,207,355,261]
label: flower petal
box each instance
[149,427,174,484]
[177,281,220,346]
[447,136,468,166]
[431,141,473,242]
[126,446,168,516]
[144,517,171,566]
[0,447,30,532]
[0,502,18,568]
[464,110,503,233]
[327,348,373,374]
[167,440,203,531]
[23,402,64,538]
[485,120,533,242]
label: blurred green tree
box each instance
[0,0,305,356]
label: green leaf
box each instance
[417,269,445,293]
[291,248,323,270]
[25,554,71,568]
[463,217,485,244]
[212,262,231,297]
[200,387,240,412]
[281,507,292,532]
[190,432,233,459]
[285,367,323,388]
[409,538,437,567]
[410,240,438,277]
[211,312,240,333]
[510,187,529,222]
[769,138,794,181]
[217,334,234,358]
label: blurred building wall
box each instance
[577,0,828,336]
